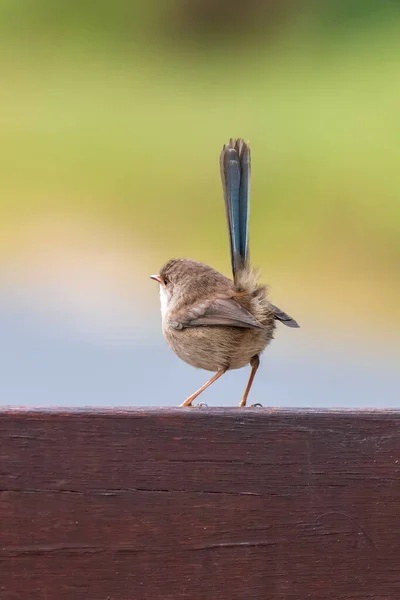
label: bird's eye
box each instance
[163,277,169,286]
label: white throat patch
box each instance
[159,285,169,320]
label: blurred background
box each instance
[1,0,399,408]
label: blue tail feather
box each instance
[238,142,250,264]
[220,139,251,283]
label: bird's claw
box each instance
[195,402,208,408]
[250,403,263,408]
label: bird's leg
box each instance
[239,355,260,407]
[180,370,227,407]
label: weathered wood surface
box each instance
[1,407,400,600]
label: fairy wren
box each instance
[151,139,299,407]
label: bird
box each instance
[150,138,299,407]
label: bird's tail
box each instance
[220,139,251,286]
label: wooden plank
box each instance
[1,407,400,600]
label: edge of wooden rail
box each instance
[1,406,399,415]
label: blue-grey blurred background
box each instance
[1,1,399,407]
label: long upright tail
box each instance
[220,139,251,285]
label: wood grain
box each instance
[1,408,400,599]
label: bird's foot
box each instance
[250,403,263,408]
[195,402,208,408]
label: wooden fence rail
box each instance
[1,407,400,599]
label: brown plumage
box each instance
[151,139,298,407]
[159,259,275,372]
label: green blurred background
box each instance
[1,1,399,406]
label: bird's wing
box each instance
[271,304,299,328]
[172,297,264,330]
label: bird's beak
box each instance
[150,274,164,285]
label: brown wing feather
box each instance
[174,298,264,330]
[271,304,299,328]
